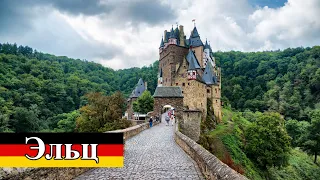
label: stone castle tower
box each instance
[158,24,222,122]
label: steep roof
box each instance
[190,27,200,38]
[186,50,201,70]
[204,39,210,50]
[189,26,203,47]
[202,63,218,85]
[160,37,164,48]
[130,78,146,98]
[153,86,183,98]
[169,27,175,39]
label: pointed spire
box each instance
[169,25,176,39]
[204,38,210,49]
[160,36,164,48]
[190,26,199,38]
[186,50,201,70]
[202,63,217,85]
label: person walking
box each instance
[149,116,153,128]
[165,115,170,126]
[170,114,175,126]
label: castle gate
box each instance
[153,87,183,121]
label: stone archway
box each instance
[152,87,184,121]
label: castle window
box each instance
[176,83,178,86]
[188,82,190,86]
[182,83,185,86]
[193,72,196,75]
[182,91,184,94]
[215,89,217,93]
[216,100,218,103]
[207,89,210,93]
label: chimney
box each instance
[164,30,167,43]
[179,25,185,46]
[144,82,148,90]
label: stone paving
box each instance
[75,113,204,180]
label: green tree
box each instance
[300,109,320,163]
[245,112,291,169]
[286,119,310,147]
[76,92,129,132]
[134,91,154,114]
[54,110,80,132]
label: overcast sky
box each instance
[0,0,319,69]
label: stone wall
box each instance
[153,97,183,118]
[3,121,159,180]
[174,121,248,180]
[159,45,188,86]
[180,110,202,142]
[109,121,159,141]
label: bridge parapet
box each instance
[174,120,248,180]
[3,121,159,180]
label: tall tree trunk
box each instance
[315,151,318,163]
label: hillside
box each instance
[1,43,319,132]
[0,43,158,132]
[199,108,320,180]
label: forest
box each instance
[0,43,319,179]
[0,43,158,132]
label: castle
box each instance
[157,24,222,122]
[126,24,222,123]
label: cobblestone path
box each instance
[75,114,204,180]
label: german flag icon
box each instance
[0,133,124,167]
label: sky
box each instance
[0,0,319,70]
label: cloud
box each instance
[0,0,319,70]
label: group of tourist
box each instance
[148,110,175,128]
[165,111,175,126]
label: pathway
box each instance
[75,113,204,180]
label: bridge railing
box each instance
[174,120,248,180]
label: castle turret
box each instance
[159,37,164,53]
[168,26,177,45]
[186,50,201,80]
[203,39,214,67]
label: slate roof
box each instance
[169,27,175,39]
[190,27,200,38]
[189,26,203,47]
[186,50,201,70]
[160,37,164,48]
[204,39,210,50]
[202,63,218,85]
[130,78,146,98]
[153,86,183,98]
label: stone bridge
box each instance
[75,115,204,180]
[74,113,247,180]
[4,114,247,180]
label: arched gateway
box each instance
[152,86,183,121]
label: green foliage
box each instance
[0,43,158,132]
[268,148,320,180]
[300,109,320,163]
[76,92,130,132]
[215,46,320,121]
[286,119,310,147]
[245,112,291,169]
[133,91,154,114]
[53,110,80,132]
